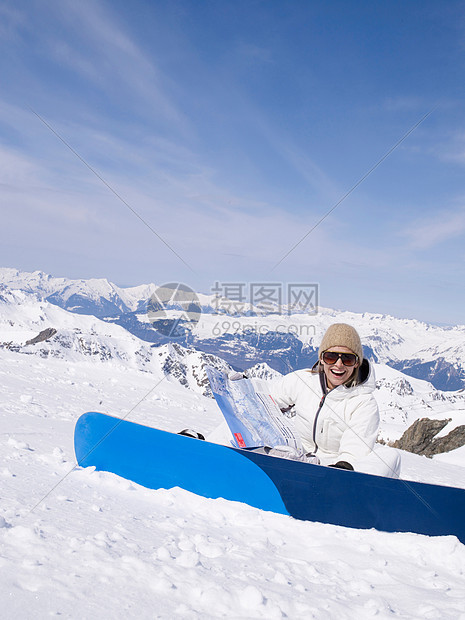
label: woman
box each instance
[209,323,401,478]
[268,323,379,470]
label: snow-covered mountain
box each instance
[2,266,465,446]
[2,267,465,390]
[1,277,465,448]
[0,267,154,316]
[0,286,283,400]
[0,268,222,317]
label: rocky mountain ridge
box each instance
[1,285,465,456]
[2,267,465,392]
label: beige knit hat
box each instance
[318,323,363,362]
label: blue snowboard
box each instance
[74,412,465,543]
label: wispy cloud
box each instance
[13,0,189,132]
[0,95,339,285]
[402,205,465,249]
[382,96,427,112]
[0,140,104,225]
[436,131,465,167]
[235,99,342,206]
[234,41,273,65]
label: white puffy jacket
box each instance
[267,360,380,466]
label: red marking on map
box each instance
[234,433,246,448]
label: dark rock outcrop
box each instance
[25,328,57,346]
[391,417,465,456]
[431,425,465,455]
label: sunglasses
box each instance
[321,351,358,367]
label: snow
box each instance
[1,280,465,617]
[1,350,465,618]
[433,445,465,468]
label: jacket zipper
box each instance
[312,394,326,452]
[312,371,328,452]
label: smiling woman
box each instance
[208,322,401,477]
[266,323,401,478]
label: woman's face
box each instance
[320,346,359,390]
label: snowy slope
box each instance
[1,280,465,617]
[1,343,465,618]
[1,274,465,618]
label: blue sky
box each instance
[1,0,465,324]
